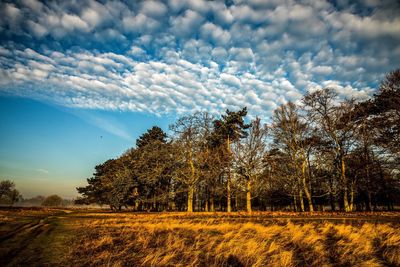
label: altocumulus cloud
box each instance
[0,0,399,118]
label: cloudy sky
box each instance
[0,0,399,198]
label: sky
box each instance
[0,0,399,198]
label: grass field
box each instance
[0,208,399,266]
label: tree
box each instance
[42,194,63,207]
[233,117,268,212]
[77,159,116,207]
[303,89,356,212]
[209,108,250,212]
[0,180,22,205]
[132,126,174,211]
[351,69,400,210]
[369,69,400,153]
[76,158,135,210]
[270,102,315,212]
[170,112,213,212]
[136,126,167,148]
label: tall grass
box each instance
[66,212,400,267]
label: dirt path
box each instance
[0,211,73,266]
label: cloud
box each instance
[0,0,399,120]
[81,1,111,28]
[220,73,242,88]
[36,168,49,174]
[141,0,167,18]
[64,108,133,141]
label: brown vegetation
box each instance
[66,211,400,267]
[1,208,399,266]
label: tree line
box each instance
[76,69,400,212]
[0,180,71,207]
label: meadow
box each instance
[0,208,399,267]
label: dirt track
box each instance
[0,210,70,266]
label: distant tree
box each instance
[19,196,45,206]
[42,194,63,207]
[0,180,22,205]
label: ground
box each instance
[0,208,399,266]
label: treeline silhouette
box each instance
[76,69,400,212]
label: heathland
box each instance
[0,208,399,267]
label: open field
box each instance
[0,208,399,266]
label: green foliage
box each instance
[0,180,22,205]
[208,107,251,147]
[136,126,167,148]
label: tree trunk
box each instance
[299,189,305,212]
[341,158,351,212]
[227,136,232,213]
[188,151,196,212]
[210,195,215,212]
[302,160,314,212]
[366,191,372,211]
[235,190,238,211]
[349,182,355,212]
[329,191,336,211]
[227,176,231,212]
[246,179,252,212]
[187,186,194,212]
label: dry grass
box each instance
[65,212,400,267]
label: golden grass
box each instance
[64,212,400,267]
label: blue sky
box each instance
[0,0,399,198]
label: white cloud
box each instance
[27,20,48,37]
[170,10,204,37]
[312,65,333,75]
[36,168,49,174]
[61,14,89,31]
[22,0,44,12]
[81,2,109,28]
[122,13,160,33]
[141,1,167,18]
[0,0,399,120]
[200,22,231,46]
[220,73,242,88]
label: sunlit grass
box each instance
[65,212,400,267]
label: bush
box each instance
[42,194,63,207]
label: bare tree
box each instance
[233,117,268,212]
[270,102,315,212]
[170,112,213,212]
[303,89,356,212]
